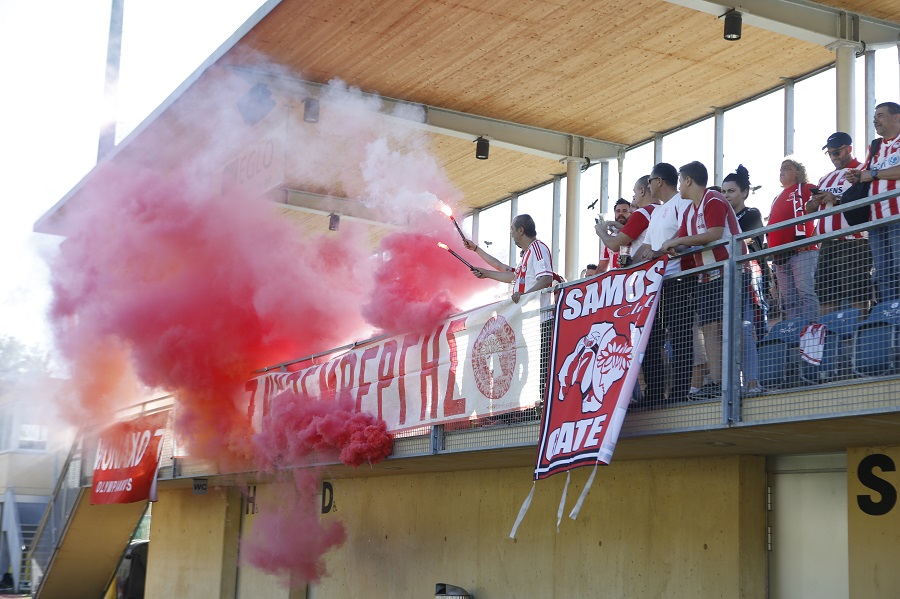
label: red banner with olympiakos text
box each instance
[91,411,169,505]
[534,257,666,480]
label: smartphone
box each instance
[809,187,821,194]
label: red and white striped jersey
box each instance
[870,135,900,220]
[515,239,554,295]
[677,190,744,279]
[815,158,865,240]
[599,240,620,270]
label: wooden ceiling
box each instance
[37,0,900,233]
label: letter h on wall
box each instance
[246,485,259,514]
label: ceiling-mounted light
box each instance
[303,97,320,123]
[475,136,489,160]
[723,10,742,41]
[237,83,276,126]
[328,213,340,231]
[435,583,472,597]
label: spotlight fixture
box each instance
[474,136,489,160]
[303,97,320,123]
[435,583,472,597]
[723,10,742,41]
[237,83,276,126]
[328,213,340,231]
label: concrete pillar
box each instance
[600,161,610,215]
[834,42,857,135]
[551,176,561,269]
[564,158,582,281]
[98,0,125,160]
[865,51,876,145]
[616,150,625,200]
[784,78,795,156]
[509,195,519,266]
[714,108,725,186]
[654,133,664,165]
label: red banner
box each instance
[91,411,169,505]
[534,258,665,480]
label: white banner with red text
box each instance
[245,294,546,434]
[534,258,665,480]
[91,411,169,505]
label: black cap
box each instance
[822,131,852,150]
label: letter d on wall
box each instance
[322,481,334,514]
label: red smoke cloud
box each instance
[362,221,485,333]
[50,165,373,461]
[46,76,500,587]
[254,390,393,468]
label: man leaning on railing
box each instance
[846,101,900,304]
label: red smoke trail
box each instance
[241,470,346,586]
[362,212,486,334]
[245,390,392,584]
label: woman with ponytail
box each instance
[723,165,764,394]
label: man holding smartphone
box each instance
[596,198,632,271]
[805,131,872,315]
[594,178,655,271]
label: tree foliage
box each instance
[0,336,48,393]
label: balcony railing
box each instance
[24,189,900,593]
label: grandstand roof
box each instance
[36,0,900,234]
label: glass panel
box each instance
[662,118,715,183]
[477,201,512,266]
[794,69,839,186]
[621,142,655,203]
[722,89,785,217]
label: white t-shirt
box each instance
[644,192,693,275]
[515,239,554,309]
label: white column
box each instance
[865,50,876,145]
[471,209,480,245]
[551,176,561,270]
[508,194,519,267]
[653,133,664,165]
[564,158,582,281]
[98,0,125,160]
[600,161,610,215]
[833,42,858,135]
[599,161,609,266]
[616,150,625,200]
[714,108,725,186]
[783,78,795,156]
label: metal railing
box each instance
[23,188,900,592]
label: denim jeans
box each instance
[774,249,819,323]
[741,281,759,384]
[868,221,900,303]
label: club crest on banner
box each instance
[471,315,517,399]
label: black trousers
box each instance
[643,277,696,404]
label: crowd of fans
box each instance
[588,101,900,404]
[461,101,900,407]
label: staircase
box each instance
[18,521,39,592]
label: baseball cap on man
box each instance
[822,131,852,150]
